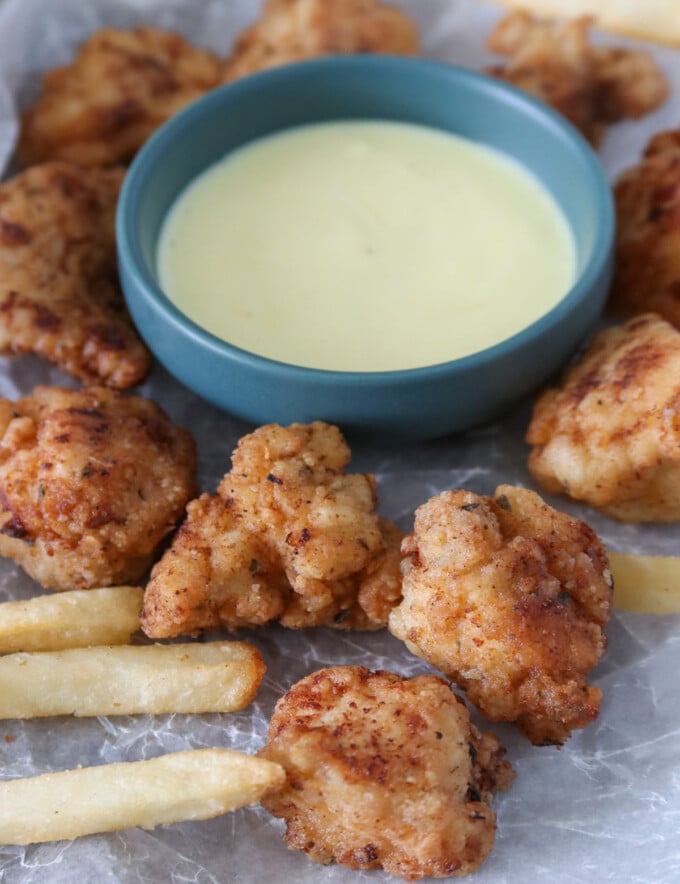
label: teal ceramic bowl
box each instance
[117,55,614,440]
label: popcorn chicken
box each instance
[389,486,612,745]
[491,0,680,46]
[527,314,680,522]
[223,0,419,82]
[486,12,668,145]
[260,666,514,880]
[19,27,221,168]
[141,422,402,637]
[611,129,680,328]
[0,162,149,388]
[0,386,196,590]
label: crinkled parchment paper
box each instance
[0,1,679,882]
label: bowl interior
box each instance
[123,56,606,331]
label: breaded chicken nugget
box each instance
[141,421,402,637]
[527,314,680,522]
[389,486,612,746]
[19,27,221,168]
[0,162,149,388]
[486,12,668,145]
[223,0,419,82]
[259,666,514,881]
[0,386,196,590]
[611,129,680,327]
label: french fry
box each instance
[491,0,680,46]
[0,642,265,719]
[0,748,285,845]
[0,586,143,654]
[609,552,680,615]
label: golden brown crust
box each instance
[527,314,680,522]
[223,0,419,82]
[141,422,403,637]
[486,12,668,145]
[19,27,221,168]
[388,486,612,745]
[0,162,149,388]
[0,385,196,590]
[611,130,680,327]
[356,516,404,624]
[259,666,514,880]
[140,492,291,637]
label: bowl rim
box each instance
[117,54,615,387]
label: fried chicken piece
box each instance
[223,0,419,82]
[19,27,221,168]
[356,516,403,624]
[260,666,514,881]
[0,386,196,590]
[0,162,149,388]
[527,314,680,522]
[141,422,403,637]
[611,129,680,327]
[389,486,612,746]
[486,12,668,145]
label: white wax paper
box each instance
[0,1,679,882]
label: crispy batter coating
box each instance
[611,129,680,327]
[19,27,221,168]
[389,486,612,745]
[223,0,419,82]
[141,422,403,637]
[259,666,514,881]
[0,386,196,590]
[527,314,680,522]
[0,162,149,388]
[486,12,668,145]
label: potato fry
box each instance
[0,748,285,845]
[0,642,265,719]
[490,0,680,46]
[609,552,680,615]
[0,586,143,654]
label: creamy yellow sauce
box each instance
[158,120,576,372]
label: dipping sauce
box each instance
[158,120,576,372]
